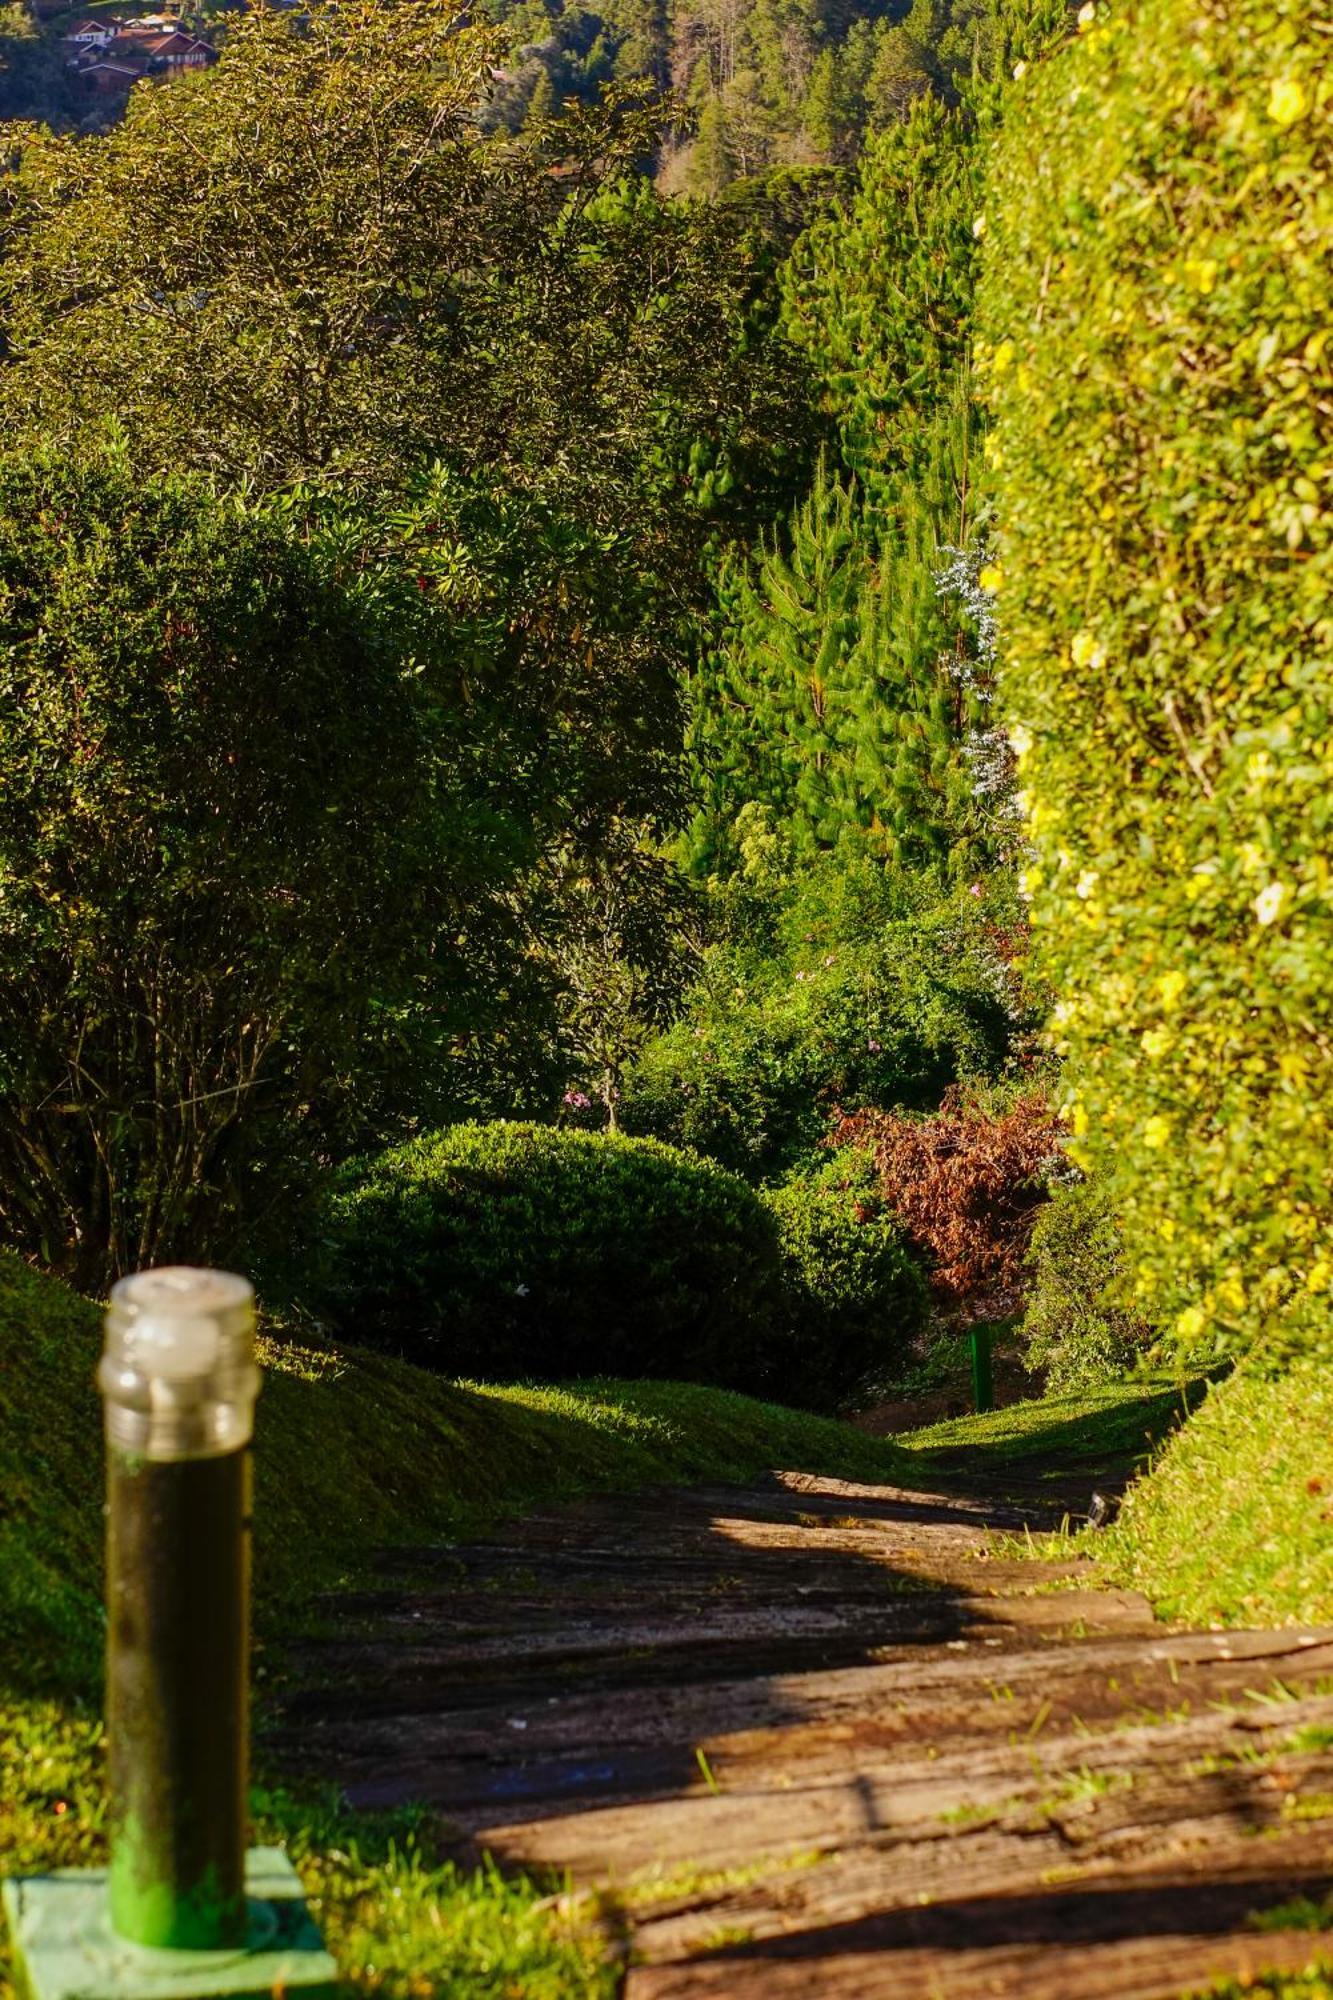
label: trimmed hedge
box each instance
[314,1122,800,1395]
[979,0,1332,1355]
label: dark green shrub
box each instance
[622,858,1022,1179]
[980,0,1332,1353]
[765,1150,929,1402]
[1022,1180,1156,1392]
[313,1122,803,1396]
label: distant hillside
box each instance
[1,0,1009,174]
[483,0,1013,188]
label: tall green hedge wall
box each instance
[979,0,1331,1355]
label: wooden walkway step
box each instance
[274,1471,1333,1997]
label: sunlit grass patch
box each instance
[1103,1355,1333,1628]
[0,1706,614,2000]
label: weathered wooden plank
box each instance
[275,1472,1333,1996]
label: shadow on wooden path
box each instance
[275,1472,1333,1998]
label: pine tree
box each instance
[524,64,558,129]
[782,93,982,514]
[688,93,737,194]
[799,49,846,163]
[688,457,972,867]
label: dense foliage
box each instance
[0,2,821,1282]
[783,95,981,508]
[1021,1180,1154,1391]
[483,0,1042,188]
[687,459,970,865]
[766,1147,929,1397]
[980,0,1332,1357]
[0,5,806,553]
[835,1089,1059,1322]
[315,1119,934,1403]
[0,454,476,1289]
[623,847,1021,1176]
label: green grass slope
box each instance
[896,1378,1203,1482]
[0,1250,913,1998]
[0,1250,912,1701]
[1102,1354,1333,1629]
[892,1364,1332,1631]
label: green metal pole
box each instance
[969,1324,995,1415]
[99,1268,260,1952]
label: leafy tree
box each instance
[0,2,807,560]
[0,454,466,1287]
[689,90,998,871]
[541,824,695,1129]
[1022,1179,1156,1391]
[525,61,560,123]
[800,48,851,162]
[623,857,1023,1176]
[0,444,714,1287]
[834,1088,1060,1323]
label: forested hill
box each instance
[481,0,1015,187]
[3,0,1025,174]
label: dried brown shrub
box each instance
[833,1089,1062,1324]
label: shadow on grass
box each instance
[895,1377,1216,1507]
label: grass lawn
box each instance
[894,1360,1333,1631]
[1101,1352,1333,1630]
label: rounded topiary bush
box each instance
[313,1121,801,1394]
[764,1150,929,1401]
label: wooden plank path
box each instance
[275,1472,1333,1997]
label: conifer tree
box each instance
[524,64,558,128]
[689,92,736,192]
[689,458,972,868]
[686,2,1070,877]
[782,93,981,514]
[688,86,993,874]
[800,49,846,162]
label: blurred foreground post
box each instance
[1,1267,336,2000]
[969,1325,995,1415]
[101,1268,258,1949]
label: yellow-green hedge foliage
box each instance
[978,0,1331,1355]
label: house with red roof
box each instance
[61,17,123,50]
[66,15,217,91]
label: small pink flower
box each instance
[867,1039,882,1053]
[969,882,983,897]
